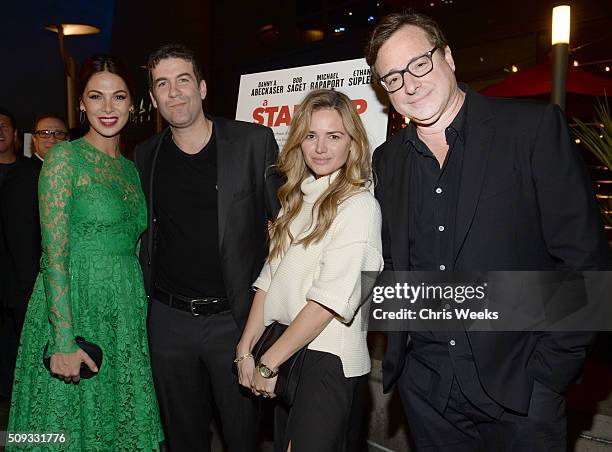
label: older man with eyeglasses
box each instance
[366,11,611,452]
[30,113,69,168]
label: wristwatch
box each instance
[257,361,278,379]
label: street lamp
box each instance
[46,24,100,128]
[551,5,570,110]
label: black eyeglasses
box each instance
[379,46,438,93]
[34,130,68,140]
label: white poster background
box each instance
[23,133,32,157]
[236,58,388,151]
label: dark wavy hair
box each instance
[146,43,204,89]
[78,54,133,99]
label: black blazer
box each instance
[134,116,281,330]
[373,86,611,413]
[0,157,41,310]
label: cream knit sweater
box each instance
[253,171,383,377]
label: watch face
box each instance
[259,363,272,378]
[257,364,270,378]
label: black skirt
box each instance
[273,349,366,452]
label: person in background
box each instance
[0,113,68,400]
[0,108,17,186]
[0,107,20,400]
[237,89,383,451]
[30,113,69,169]
[7,55,163,450]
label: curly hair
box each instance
[269,89,372,259]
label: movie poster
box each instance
[236,58,388,150]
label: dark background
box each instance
[1,1,611,448]
[1,0,610,144]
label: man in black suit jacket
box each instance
[365,12,611,451]
[134,44,281,452]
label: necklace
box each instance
[171,120,213,153]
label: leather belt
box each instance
[154,286,230,317]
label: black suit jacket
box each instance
[0,157,41,311]
[134,116,281,330]
[373,86,612,413]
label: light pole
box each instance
[46,24,100,128]
[551,5,570,110]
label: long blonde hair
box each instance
[269,89,372,259]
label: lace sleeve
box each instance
[39,142,78,354]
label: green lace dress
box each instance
[7,138,164,451]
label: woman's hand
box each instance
[251,365,278,398]
[237,355,256,389]
[50,349,98,383]
[236,288,267,389]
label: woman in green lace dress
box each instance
[7,55,164,450]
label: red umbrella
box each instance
[480,62,612,97]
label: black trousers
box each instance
[148,299,257,452]
[274,350,364,452]
[398,359,567,452]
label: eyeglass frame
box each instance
[378,46,438,93]
[34,129,69,140]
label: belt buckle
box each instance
[190,298,217,316]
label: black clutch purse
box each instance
[252,322,307,407]
[43,336,103,379]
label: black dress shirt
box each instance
[406,92,504,418]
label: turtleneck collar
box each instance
[301,169,341,203]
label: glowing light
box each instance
[552,5,571,45]
[304,29,324,42]
[46,24,100,36]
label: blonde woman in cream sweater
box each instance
[236,89,383,451]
